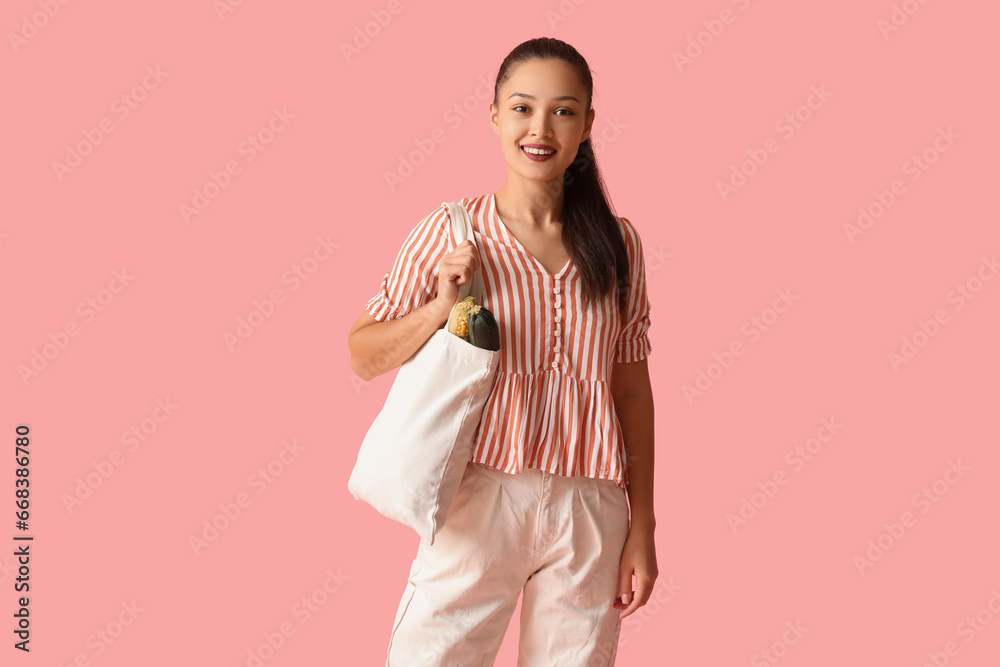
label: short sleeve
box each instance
[364,203,455,322]
[615,217,652,363]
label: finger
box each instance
[445,255,473,272]
[617,570,633,608]
[619,570,656,619]
[634,571,654,607]
[457,251,478,272]
[619,591,639,619]
[444,259,469,279]
[455,242,479,266]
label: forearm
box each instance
[349,299,452,381]
[615,389,655,531]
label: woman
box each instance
[348,36,657,666]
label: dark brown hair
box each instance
[493,37,629,315]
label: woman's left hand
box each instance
[614,523,658,619]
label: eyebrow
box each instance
[507,92,581,103]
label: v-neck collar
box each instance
[488,192,573,279]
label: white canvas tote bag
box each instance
[348,201,500,544]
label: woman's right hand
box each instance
[434,239,481,319]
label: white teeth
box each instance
[522,146,554,155]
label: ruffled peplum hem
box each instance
[469,370,629,488]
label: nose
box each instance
[530,114,553,138]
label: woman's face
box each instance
[490,58,595,185]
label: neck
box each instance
[495,176,564,229]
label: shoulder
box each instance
[393,202,455,258]
[422,195,484,230]
[614,214,638,236]
[408,200,452,240]
[614,215,644,250]
[436,194,490,240]
[462,193,489,208]
[457,193,490,221]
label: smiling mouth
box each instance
[522,146,556,155]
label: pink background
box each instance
[3,0,999,665]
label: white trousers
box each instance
[385,460,631,666]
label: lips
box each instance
[521,145,556,155]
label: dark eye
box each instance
[512,105,574,116]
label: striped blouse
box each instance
[364,192,652,488]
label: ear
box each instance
[489,102,500,136]
[581,107,596,143]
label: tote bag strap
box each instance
[440,201,480,330]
